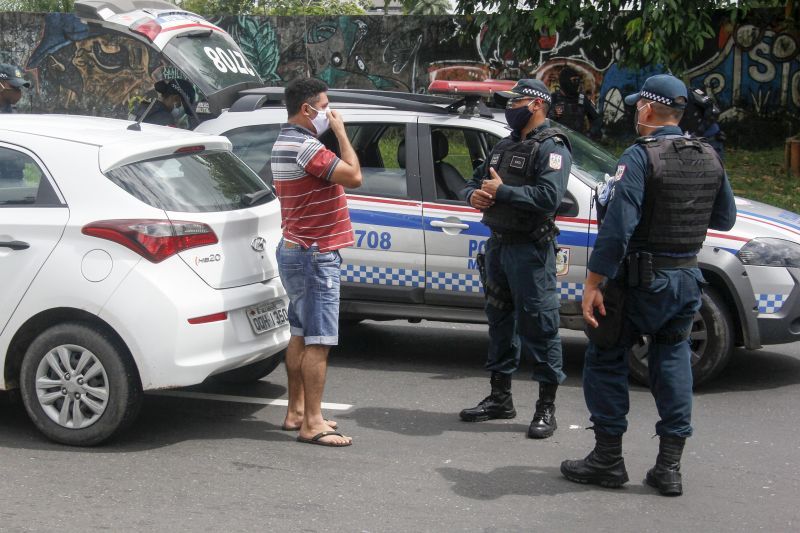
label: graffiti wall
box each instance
[0,11,797,144]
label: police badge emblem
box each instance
[556,247,570,276]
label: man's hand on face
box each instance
[469,189,495,211]
[481,167,503,197]
[329,109,346,136]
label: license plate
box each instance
[246,301,288,335]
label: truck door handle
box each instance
[0,240,29,250]
[430,220,469,230]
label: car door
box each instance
[324,116,426,305]
[418,118,503,308]
[0,144,69,334]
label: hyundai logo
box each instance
[251,237,267,252]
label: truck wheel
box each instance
[628,287,734,388]
[212,350,285,384]
[19,322,142,446]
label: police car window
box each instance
[430,127,499,202]
[338,123,408,199]
[563,131,617,182]
[223,125,280,184]
[0,147,53,207]
[105,150,271,213]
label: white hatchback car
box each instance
[0,115,289,445]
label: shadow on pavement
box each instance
[0,380,293,453]
[335,321,588,385]
[349,406,528,436]
[697,346,800,394]
[436,465,654,499]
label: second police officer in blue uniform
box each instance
[560,74,737,495]
[460,79,572,439]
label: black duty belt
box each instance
[652,255,698,269]
[491,231,534,244]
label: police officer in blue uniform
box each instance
[136,79,197,129]
[459,79,572,440]
[560,74,737,495]
[550,66,601,138]
[0,64,30,114]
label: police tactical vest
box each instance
[481,127,571,233]
[629,136,724,254]
[552,93,586,132]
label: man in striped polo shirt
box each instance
[272,78,362,447]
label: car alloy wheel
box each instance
[628,287,733,388]
[34,344,109,429]
[20,322,142,446]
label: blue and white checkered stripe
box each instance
[559,282,583,300]
[756,294,787,314]
[427,271,483,293]
[341,264,424,287]
[341,264,584,300]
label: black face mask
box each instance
[505,104,533,132]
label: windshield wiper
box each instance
[241,188,276,207]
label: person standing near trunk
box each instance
[271,78,362,447]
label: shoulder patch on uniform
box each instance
[614,164,626,180]
[549,153,563,170]
[490,153,501,166]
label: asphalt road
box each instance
[1,321,799,532]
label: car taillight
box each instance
[188,312,228,325]
[175,145,205,154]
[131,19,162,41]
[82,219,218,263]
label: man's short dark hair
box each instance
[285,78,328,117]
[644,97,686,123]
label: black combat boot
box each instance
[646,435,686,496]
[560,431,629,488]
[459,372,516,422]
[527,383,557,439]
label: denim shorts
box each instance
[276,240,342,346]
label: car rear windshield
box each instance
[162,31,262,96]
[105,151,272,212]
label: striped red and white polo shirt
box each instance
[270,124,354,252]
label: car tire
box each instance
[628,287,733,388]
[19,322,142,446]
[211,350,285,384]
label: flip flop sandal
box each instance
[296,431,352,447]
[281,419,338,431]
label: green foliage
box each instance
[407,0,450,15]
[0,0,73,11]
[454,0,789,74]
[262,0,369,16]
[179,0,369,15]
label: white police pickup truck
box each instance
[80,2,799,388]
[195,88,800,387]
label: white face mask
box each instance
[308,104,330,136]
[635,101,659,136]
[171,102,185,121]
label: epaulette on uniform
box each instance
[635,136,658,144]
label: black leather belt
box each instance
[491,231,534,244]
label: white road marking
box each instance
[150,390,352,410]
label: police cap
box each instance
[154,78,196,104]
[624,74,687,109]
[495,78,552,106]
[0,64,30,89]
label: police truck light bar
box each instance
[428,80,517,98]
